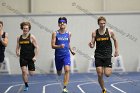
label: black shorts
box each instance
[0,54,4,63]
[95,57,112,68]
[20,58,35,71]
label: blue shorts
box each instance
[55,55,70,71]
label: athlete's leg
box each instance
[20,58,29,91]
[63,65,70,87]
[55,56,63,76]
[21,66,29,91]
[57,70,62,76]
[62,55,70,93]
[104,67,112,77]
[95,57,106,92]
[28,59,35,76]
[0,55,4,68]
[21,66,29,82]
[96,67,105,90]
[104,58,112,77]
[0,63,2,68]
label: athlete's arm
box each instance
[16,36,20,57]
[68,32,75,55]
[89,31,96,48]
[1,32,8,47]
[51,32,64,49]
[110,29,119,57]
[31,34,39,61]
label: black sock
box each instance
[25,82,29,87]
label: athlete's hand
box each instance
[32,57,36,62]
[71,51,76,55]
[60,44,65,48]
[114,50,119,57]
[16,52,20,57]
[88,42,94,48]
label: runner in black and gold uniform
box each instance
[0,21,8,68]
[16,22,39,91]
[89,16,119,93]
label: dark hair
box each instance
[0,21,3,26]
[20,21,31,30]
[58,17,67,24]
[97,16,106,24]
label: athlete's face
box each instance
[58,22,67,29]
[98,20,106,29]
[22,25,30,35]
[0,23,3,31]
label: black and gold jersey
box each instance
[19,34,35,59]
[95,28,112,58]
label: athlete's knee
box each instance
[105,73,112,77]
[104,67,112,77]
[97,71,103,77]
[29,71,34,76]
[22,70,28,75]
[65,70,70,74]
[64,66,70,73]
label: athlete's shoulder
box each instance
[66,31,71,34]
[30,33,34,37]
[52,31,58,35]
[92,30,96,37]
[107,28,115,37]
[107,28,114,34]
[107,28,113,32]
[67,31,71,37]
[17,34,22,39]
[30,34,36,40]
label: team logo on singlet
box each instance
[96,37,109,41]
[19,41,30,44]
[58,37,68,41]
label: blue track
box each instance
[0,72,140,93]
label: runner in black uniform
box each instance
[0,21,8,68]
[16,22,39,91]
[95,28,112,67]
[89,16,119,93]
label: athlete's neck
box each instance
[22,33,29,38]
[98,28,106,35]
[59,29,66,34]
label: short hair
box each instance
[97,16,106,24]
[0,21,3,26]
[58,17,67,24]
[20,21,31,30]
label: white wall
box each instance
[0,13,140,74]
[105,0,140,11]
[1,0,140,14]
[0,0,29,13]
[32,0,102,13]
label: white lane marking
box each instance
[42,80,91,93]
[111,81,134,93]
[4,82,42,93]
[77,82,97,93]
